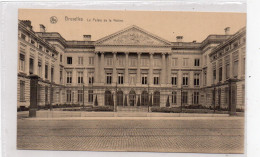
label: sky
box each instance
[19,9,246,42]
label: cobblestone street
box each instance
[17,117,244,153]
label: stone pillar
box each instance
[42,57,45,79]
[149,52,154,85]
[137,52,141,84]
[48,63,52,81]
[230,54,233,78]
[29,74,39,117]
[237,51,242,79]
[33,53,38,75]
[161,53,166,85]
[100,52,105,84]
[125,52,129,84]
[94,52,99,83]
[177,70,182,88]
[25,51,30,75]
[112,52,117,83]
[167,53,172,84]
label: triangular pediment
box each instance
[95,25,171,46]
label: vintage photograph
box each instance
[17,9,246,153]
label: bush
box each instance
[17,106,29,112]
[92,106,114,112]
[151,107,181,113]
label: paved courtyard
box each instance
[17,117,244,153]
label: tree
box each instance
[166,95,170,107]
[137,95,140,106]
[124,95,128,107]
[94,95,98,106]
[149,94,153,106]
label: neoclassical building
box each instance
[17,20,246,110]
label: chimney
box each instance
[176,36,183,42]
[22,20,33,29]
[40,24,46,32]
[83,35,91,41]
[224,27,230,35]
[192,40,197,43]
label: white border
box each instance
[2,0,257,157]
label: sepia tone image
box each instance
[17,9,246,153]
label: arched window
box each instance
[153,91,160,106]
[129,90,136,106]
[104,90,112,106]
[141,91,149,106]
[116,90,123,106]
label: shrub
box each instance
[151,107,181,113]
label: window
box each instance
[19,53,25,72]
[171,73,177,85]
[242,58,245,75]
[60,54,62,62]
[129,74,136,85]
[141,58,149,67]
[183,58,189,67]
[106,57,113,66]
[204,55,207,66]
[172,58,178,67]
[172,91,177,104]
[142,74,148,85]
[213,69,216,80]
[118,73,124,84]
[67,57,72,64]
[78,57,83,65]
[182,73,188,86]
[66,90,72,102]
[130,58,137,67]
[52,53,55,57]
[226,64,230,79]
[153,75,159,85]
[60,70,63,83]
[78,90,83,102]
[29,58,34,74]
[88,90,93,102]
[39,45,43,51]
[38,61,42,76]
[77,71,83,84]
[118,58,124,66]
[89,57,94,65]
[21,34,26,40]
[233,60,238,78]
[67,71,72,84]
[30,39,35,45]
[219,67,223,82]
[106,73,112,84]
[20,80,25,101]
[154,58,161,67]
[194,59,200,66]
[203,71,207,85]
[193,92,199,104]
[89,73,94,84]
[45,64,48,79]
[194,73,200,86]
[51,67,54,82]
[182,91,188,104]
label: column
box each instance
[33,53,38,75]
[237,51,242,79]
[137,52,141,84]
[94,52,99,84]
[149,52,154,85]
[100,52,105,84]
[161,53,166,85]
[25,51,30,75]
[190,71,194,88]
[177,70,182,88]
[112,52,117,83]
[125,52,129,84]
[42,56,45,79]
[230,52,233,79]
[216,60,219,83]
[167,53,172,84]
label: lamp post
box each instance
[148,83,150,112]
[180,85,183,113]
[82,83,85,108]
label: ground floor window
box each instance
[141,91,149,106]
[182,91,188,104]
[105,90,112,106]
[172,91,177,104]
[129,90,136,106]
[193,92,199,104]
[153,91,160,106]
[66,90,72,102]
[20,80,25,101]
[88,90,93,103]
[78,90,83,102]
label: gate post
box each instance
[228,79,238,116]
[29,74,39,117]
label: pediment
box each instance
[95,25,171,46]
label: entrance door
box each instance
[129,90,136,106]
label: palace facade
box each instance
[17,20,246,110]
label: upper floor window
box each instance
[194,59,200,66]
[19,53,25,72]
[77,71,83,84]
[141,74,148,85]
[67,71,72,84]
[183,58,189,67]
[60,54,62,62]
[194,73,200,86]
[118,73,124,84]
[30,39,35,45]
[21,34,26,40]
[89,73,94,84]
[141,58,149,67]
[154,58,161,67]
[118,58,124,66]
[106,73,112,84]
[89,57,94,65]
[172,58,178,67]
[130,58,137,67]
[106,57,113,66]
[67,57,72,64]
[38,61,42,76]
[78,57,83,65]
[213,69,216,80]
[171,73,177,85]
[182,73,188,86]
[219,67,223,82]
[45,64,48,79]
[154,76,159,85]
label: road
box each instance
[17,117,244,153]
